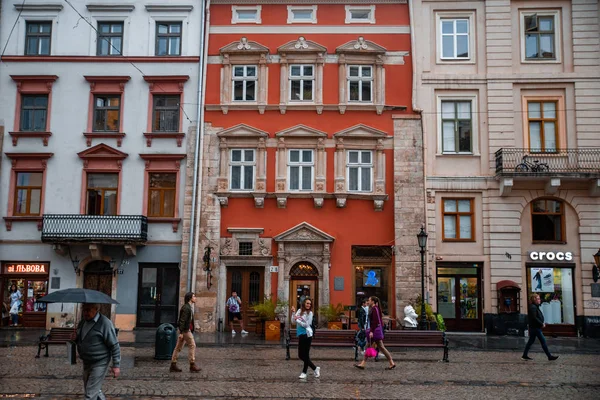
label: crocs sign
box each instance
[529,251,573,261]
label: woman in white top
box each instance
[291,298,320,380]
[8,284,22,326]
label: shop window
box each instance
[25,22,52,55]
[148,173,176,217]
[531,199,564,242]
[354,265,389,314]
[442,198,474,241]
[288,149,314,191]
[528,101,557,152]
[86,173,118,216]
[437,265,480,324]
[14,172,43,216]
[97,22,123,56]
[155,22,181,56]
[526,267,575,325]
[238,242,253,256]
[230,149,255,191]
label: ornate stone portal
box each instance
[274,222,335,318]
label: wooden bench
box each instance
[381,330,449,362]
[36,327,75,358]
[285,329,358,360]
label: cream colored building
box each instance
[411,0,600,336]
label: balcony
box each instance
[41,214,148,244]
[495,148,600,196]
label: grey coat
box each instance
[76,313,120,367]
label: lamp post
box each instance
[417,227,428,330]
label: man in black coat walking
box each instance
[522,294,559,361]
[170,292,202,372]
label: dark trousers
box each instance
[298,334,316,373]
[523,328,552,358]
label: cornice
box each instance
[86,4,135,12]
[145,5,194,12]
[14,3,63,12]
[211,0,405,4]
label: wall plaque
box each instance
[51,277,60,289]
[334,277,344,291]
[591,283,600,298]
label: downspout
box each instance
[408,0,430,299]
[187,0,210,292]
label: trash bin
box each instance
[155,323,178,360]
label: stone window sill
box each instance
[84,132,126,147]
[215,192,387,210]
[147,217,181,233]
[143,132,185,147]
[3,216,43,231]
[9,131,52,146]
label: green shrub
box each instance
[318,303,345,322]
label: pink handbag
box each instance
[365,347,378,358]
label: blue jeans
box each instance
[523,328,551,358]
[11,314,18,325]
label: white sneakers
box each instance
[314,366,321,378]
[231,330,236,335]
[241,330,249,334]
[299,373,307,379]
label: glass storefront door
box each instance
[436,264,482,331]
[137,263,180,327]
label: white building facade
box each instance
[0,0,202,330]
[412,0,600,336]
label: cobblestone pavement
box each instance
[0,345,598,399]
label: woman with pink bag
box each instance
[354,296,396,370]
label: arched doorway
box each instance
[83,261,113,318]
[290,262,319,316]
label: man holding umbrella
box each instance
[71,303,120,400]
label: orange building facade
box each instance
[191,0,425,332]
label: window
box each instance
[239,242,253,256]
[14,172,42,216]
[442,198,474,241]
[348,66,372,102]
[20,95,48,132]
[230,149,255,190]
[288,6,317,24]
[288,150,313,191]
[148,173,176,217]
[441,19,469,59]
[525,15,556,60]
[290,65,314,101]
[153,95,180,132]
[531,199,563,242]
[528,101,557,152]
[93,96,120,132]
[441,101,472,153]
[25,22,51,55]
[526,267,575,325]
[345,6,375,24]
[97,22,123,56]
[232,6,261,24]
[233,65,257,102]
[86,173,118,215]
[347,151,372,192]
[156,22,181,56]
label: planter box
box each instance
[265,320,281,341]
[327,322,343,330]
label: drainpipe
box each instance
[408,0,430,299]
[187,0,210,292]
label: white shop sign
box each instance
[529,251,573,261]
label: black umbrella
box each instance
[37,288,119,304]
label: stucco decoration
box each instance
[336,37,387,54]
[220,238,233,255]
[274,222,335,243]
[278,37,327,54]
[220,37,269,55]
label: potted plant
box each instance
[413,296,440,331]
[318,303,345,330]
[252,297,284,341]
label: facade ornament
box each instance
[294,36,309,49]
[221,238,233,255]
[259,239,270,256]
[313,197,324,209]
[336,197,347,208]
[237,37,251,50]
[353,36,369,50]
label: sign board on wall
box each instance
[531,268,554,292]
[269,266,278,273]
[3,263,49,274]
[334,277,344,291]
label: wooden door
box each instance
[226,267,264,331]
[137,264,179,327]
[437,267,482,331]
[84,261,113,319]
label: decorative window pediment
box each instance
[334,124,387,139]
[217,123,269,139]
[220,37,269,56]
[78,143,128,170]
[275,124,327,139]
[336,37,386,55]
[274,222,335,243]
[278,37,327,54]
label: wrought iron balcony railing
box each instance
[41,214,148,243]
[495,148,600,177]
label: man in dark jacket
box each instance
[170,292,201,372]
[522,294,559,361]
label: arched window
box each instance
[531,198,564,242]
[290,262,319,277]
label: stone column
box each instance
[277,243,286,300]
[322,243,331,309]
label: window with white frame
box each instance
[290,65,314,101]
[345,6,375,24]
[441,100,472,153]
[440,19,469,59]
[232,6,261,24]
[348,66,373,102]
[347,150,373,192]
[524,14,556,60]
[230,149,255,190]
[288,149,313,191]
[288,6,317,24]
[232,65,257,102]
